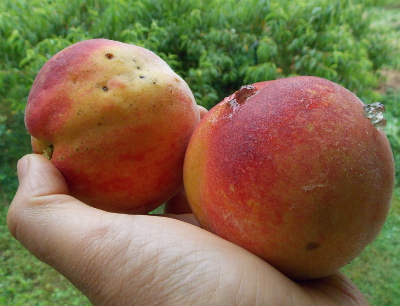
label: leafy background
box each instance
[1,0,399,305]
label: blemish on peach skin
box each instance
[25,38,200,215]
[25,40,120,138]
[30,39,117,94]
[234,85,257,104]
[184,76,394,280]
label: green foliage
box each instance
[0,0,394,107]
[0,106,31,203]
[382,88,400,186]
[0,0,399,198]
[368,6,400,69]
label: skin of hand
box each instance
[7,107,370,306]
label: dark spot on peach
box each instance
[106,53,114,59]
[306,242,320,251]
[102,86,108,91]
[140,75,145,79]
[137,66,141,69]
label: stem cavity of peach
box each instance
[43,144,54,160]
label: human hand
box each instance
[7,105,369,306]
[7,153,370,306]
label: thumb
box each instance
[7,153,74,241]
[6,154,220,306]
[6,154,116,301]
[7,154,100,249]
[13,153,70,198]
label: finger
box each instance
[198,105,208,118]
[299,272,370,305]
[7,154,115,302]
[16,154,70,197]
[7,154,106,261]
[7,154,75,245]
[163,213,200,226]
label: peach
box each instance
[25,39,200,214]
[183,76,394,279]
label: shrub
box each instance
[0,0,393,107]
[0,0,399,201]
[382,88,400,186]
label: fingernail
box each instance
[17,157,29,182]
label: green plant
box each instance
[382,88,400,186]
[0,0,395,109]
[2,0,399,203]
[0,105,31,203]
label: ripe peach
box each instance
[25,39,200,214]
[183,76,394,279]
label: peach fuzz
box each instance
[183,76,395,280]
[25,39,200,214]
